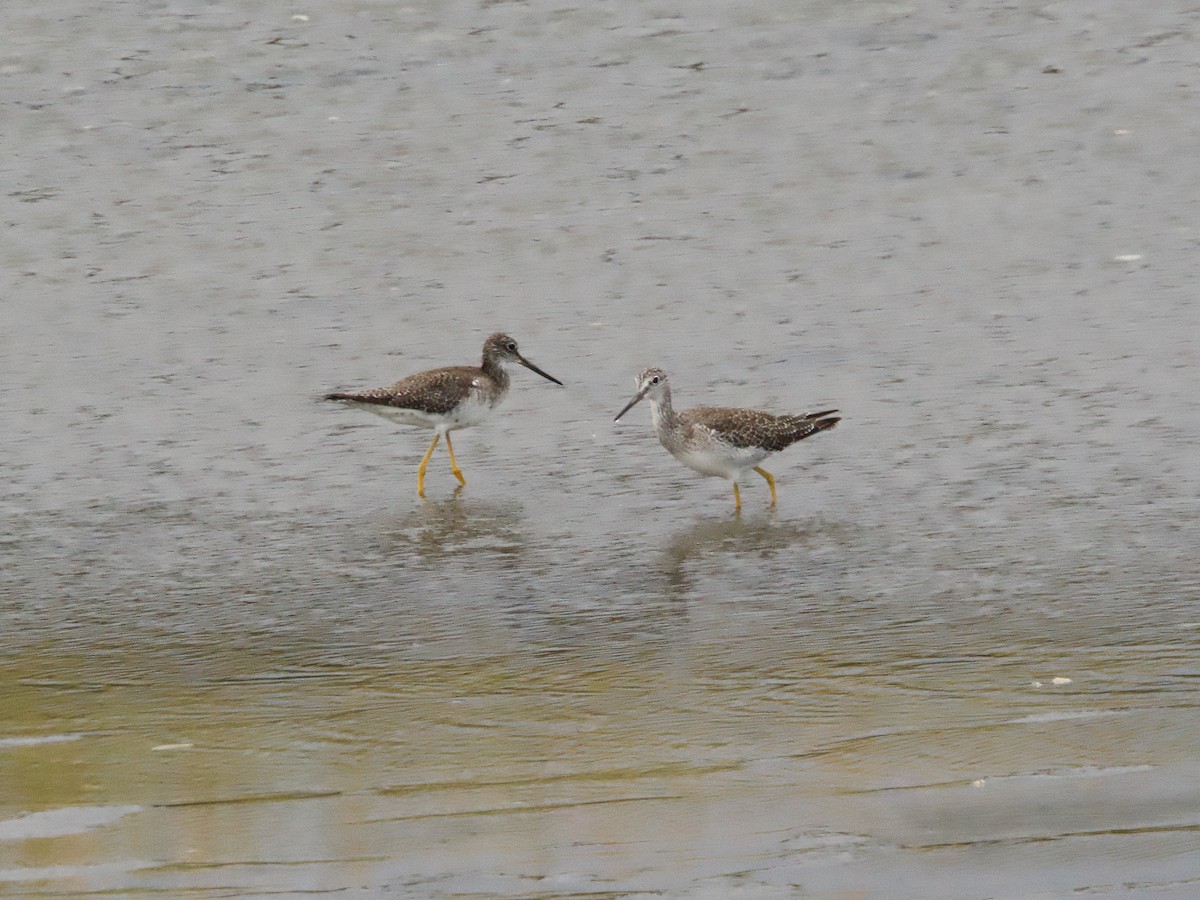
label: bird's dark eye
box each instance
[650,375,660,385]
[506,342,517,352]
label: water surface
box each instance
[2,0,1199,896]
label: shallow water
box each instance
[3,0,1200,897]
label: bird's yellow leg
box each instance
[733,482,742,512]
[417,433,440,497]
[754,466,778,507]
[444,432,466,486]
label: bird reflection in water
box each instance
[376,492,526,568]
[661,514,824,595]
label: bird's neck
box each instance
[649,386,679,433]
[481,356,511,391]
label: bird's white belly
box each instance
[343,389,495,431]
[351,404,442,428]
[671,441,768,480]
[444,390,495,429]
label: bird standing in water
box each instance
[326,333,562,497]
[614,367,839,511]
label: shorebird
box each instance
[325,333,562,497]
[614,367,839,511]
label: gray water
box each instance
[2,1,1199,897]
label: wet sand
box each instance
[2,0,1199,897]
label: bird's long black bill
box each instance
[517,354,564,385]
[613,388,648,422]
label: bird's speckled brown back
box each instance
[681,407,840,452]
[326,365,505,416]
